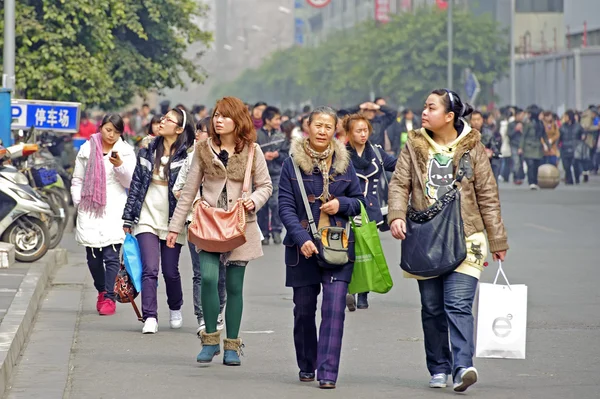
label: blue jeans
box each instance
[188,241,226,323]
[417,272,478,378]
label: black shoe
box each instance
[357,293,369,309]
[319,380,336,389]
[272,232,282,245]
[346,294,356,312]
[261,238,270,245]
[299,371,315,382]
[583,174,589,183]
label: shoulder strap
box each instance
[242,144,255,196]
[370,143,389,186]
[291,155,319,239]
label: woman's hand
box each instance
[301,240,319,259]
[123,227,132,235]
[109,152,123,168]
[493,250,507,262]
[243,199,255,212]
[320,198,340,215]
[390,219,407,240]
[166,232,178,248]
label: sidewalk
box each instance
[0,249,68,398]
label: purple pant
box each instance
[137,233,183,320]
[293,275,348,383]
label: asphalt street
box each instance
[3,181,600,399]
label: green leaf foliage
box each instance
[0,0,213,109]
[211,6,508,108]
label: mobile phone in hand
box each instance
[111,151,118,158]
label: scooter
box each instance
[0,145,52,262]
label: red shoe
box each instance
[99,299,116,316]
[96,292,106,312]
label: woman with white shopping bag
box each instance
[387,89,509,393]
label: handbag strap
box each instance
[493,260,512,290]
[241,144,256,198]
[370,143,389,186]
[291,155,319,239]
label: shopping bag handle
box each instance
[493,260,512,290]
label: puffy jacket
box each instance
[71,138,136,248]
[559,122,584,158]
[122,137,189,228]
[256,127,290,179]
[520,120,545,160]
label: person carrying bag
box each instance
[387,89,509,393]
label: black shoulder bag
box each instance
[400,144,473,278]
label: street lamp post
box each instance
[2,0,15,90]
[447,0,453,90]
[510,0,516,105]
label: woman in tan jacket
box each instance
[167,97,272,366]
[388,89,508,393]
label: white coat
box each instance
[71,138,136,248]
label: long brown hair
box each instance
[343,114,373,148]
[209,96,256,153]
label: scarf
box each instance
[303,139,333,202]
[252,117,264,130]
[80,133,107,218]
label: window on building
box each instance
[516,0,563,13]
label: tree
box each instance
[212,6,508,108]
[0,0,212,109]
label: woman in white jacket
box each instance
[71,114,136,315]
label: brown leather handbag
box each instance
[188,144,255,253]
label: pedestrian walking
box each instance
[173,117,226,336]
[343,113,397,311]
[388,89,508,393]
[71,114,136,316]
[341,101,397,147]
[278,106,364,389]
[519,106,546,190]
[507,108,525,184]
[167,96,272,366]
[559,110,585,184]
[122,108,195,334]
[542,111,560,166]
[256,106,289,245]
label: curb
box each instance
[0,248,68,397]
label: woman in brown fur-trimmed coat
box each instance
[167,97,272,366]
[388,89,508,393]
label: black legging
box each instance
[525,158,541,185]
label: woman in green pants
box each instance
[167,96,272,365]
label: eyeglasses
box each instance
[161,116,179,125]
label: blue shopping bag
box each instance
[123,233,143,293]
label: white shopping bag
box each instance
[476,261,528,359]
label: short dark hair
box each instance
[196,116,210,132]
[254,101,267,109]
[471,110,483,118]
[302,105,311,113]
[402,109,413,116]
[192,104,206,114]
[374,97,385,103]
[262,106,281,124]
[142,103,150,108]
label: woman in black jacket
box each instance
[343,114,397,310]
[122,107,195,334]
[559,110,585,185]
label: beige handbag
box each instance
[188,145,254,253]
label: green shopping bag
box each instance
[348,203,393,294]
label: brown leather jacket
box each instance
[388,129,509,254]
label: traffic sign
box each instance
[464,70,481,105]
[306,0,331,8]
[10,99,81,133]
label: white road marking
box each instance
[524,223,560,233]
[241,330,275,334]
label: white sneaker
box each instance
[429,373,448,388]
[142,317,158,334]
[170,309,183,329]
[453,367,478,392]
[217,311,225,331]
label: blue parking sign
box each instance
[11,100,81,133]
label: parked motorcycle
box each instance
[0,145,52,262]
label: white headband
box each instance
[181,110,187,128]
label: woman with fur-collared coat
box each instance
[388,89,508,393]
[167,97,272,367]
[278,107,364,390]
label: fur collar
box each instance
[195,138,256,181]
[290,137,350,176]
[408,127,481,175]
